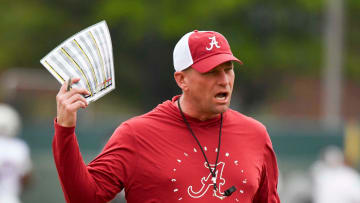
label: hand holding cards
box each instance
[40,21,115,104]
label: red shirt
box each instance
[53,96,280,203]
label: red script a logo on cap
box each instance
[206,36,221,51]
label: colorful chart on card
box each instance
[40,21,115,103]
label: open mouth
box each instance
[215,92,228,101]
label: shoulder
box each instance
[225,109,272,148]
[111,107,166,136]
[107,107,173,150]
[118,100,177,129]
[226,109,268,134]
[121,110,161,128]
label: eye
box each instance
[225,67,233,72]
[205,69,217,75]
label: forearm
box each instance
[52,120,100,203]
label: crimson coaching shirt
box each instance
[53,96,280,203]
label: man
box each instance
[0,104,32,203]
[311,146,360,203]
[53,30,280,202]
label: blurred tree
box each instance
[0,0,359,112]
[93,0,327,111]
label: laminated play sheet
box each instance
[40,21,115,103]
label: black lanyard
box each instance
[177,99,222,191]
[177,99,237,197]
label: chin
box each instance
[214,105,229,114]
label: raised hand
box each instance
[56,78,90,127]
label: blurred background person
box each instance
[311,146,360,203]
[280,170,312,203]
[0,104,32,203]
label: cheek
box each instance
[189,82,213,102]
[229,73,235,84]
[229,77,235,90]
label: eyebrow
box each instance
[225,61,233,65]
[222,61,233,68]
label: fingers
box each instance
[56,78,90,115]
[56,98,86,127]
[64,87,90,100]
[59,79,69,94]
[71,78,81,84]
[66,93,88,107]
[57,88,89,111]
[57,79,90,100]
[56,78,89,127]
[59,78,82,94]
[65,100,88,112]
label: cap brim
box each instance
[191,53,243,73]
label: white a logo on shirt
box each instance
[206,36,221,50]
[187,162,226,199]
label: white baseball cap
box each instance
[173,30,243,73]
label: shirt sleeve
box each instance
[52,120,138,203]
[253,133,281,203]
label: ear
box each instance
[174,71,188,91]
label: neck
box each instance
[175,95,220,121]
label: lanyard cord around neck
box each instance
[177,99,222,191]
